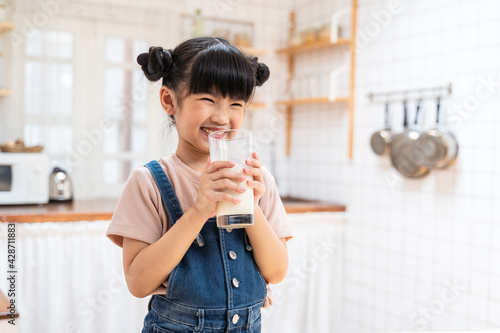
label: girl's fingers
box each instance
[245,153,263,182]
[212,178,247,193]
[205,160,235,173]
[211,191,241,204]
[210,168,247,182]
[247,178,265,194]
[243,166,263,179]
[245,156,262,168]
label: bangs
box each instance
[187,43,255,102]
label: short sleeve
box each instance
[259,168,293,241]
[106,167,166,248]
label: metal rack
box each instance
[367,83,452,102]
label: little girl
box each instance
[106,37,293,333]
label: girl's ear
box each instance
[160,86,175,115]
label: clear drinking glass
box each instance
[208,129,254,228]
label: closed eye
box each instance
[231,103,244,108]
[201,98,215,103]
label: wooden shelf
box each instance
[276,38,350,55]
[248,101,266,109]
[0,89,13,97]
[276,96,348,106]
[238,45,267,57]
[0,21,14,34]
[278,3,357,157]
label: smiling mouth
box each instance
[201,128,217,134]
[201,127,229,134]
[201,127,230,140]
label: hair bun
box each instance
[248,56,270,86]
[137,46,173,82]
[255,62,270,86]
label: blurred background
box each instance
[1,0,500,332]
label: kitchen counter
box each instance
[0,198,345,223]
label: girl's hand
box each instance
[244,152,266,206]
[193,158,248,219]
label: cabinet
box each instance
[276,1,357,158]
[0,20,14,97]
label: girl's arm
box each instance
[245,206,289,284]
[122,206,207,298]
[243,152,289,284]
[123,159,245,298]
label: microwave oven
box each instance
[0,153,49,205]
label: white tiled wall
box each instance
[280,0,500,332]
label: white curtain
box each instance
[262,212,344,333]
[0,212,344,333]
[0,221,149,333]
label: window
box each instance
[102,36,148,185]
[21,25,153,198]
[24,30,74,168]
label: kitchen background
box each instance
[1,0,500,332]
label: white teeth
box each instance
[202,128,218,134]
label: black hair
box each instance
[137,37,270,105]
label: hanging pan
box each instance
[390,99,430,178]
[413,97,459,169]
[370,102,395,156]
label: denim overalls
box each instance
[142,161,267,333]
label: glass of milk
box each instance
[209,129,254,229]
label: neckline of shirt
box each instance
[164,153,201,184]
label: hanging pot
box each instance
[370,102,395,156]
[413,97,459,169]
[390,100,430,178]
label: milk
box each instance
[216,164,254,228]
[209,129,254,228]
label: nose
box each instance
[210,106,230,124]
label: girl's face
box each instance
[166,89,246,156]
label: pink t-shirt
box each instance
[106,153,293,248]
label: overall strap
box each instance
[145,160,184,227]
[145,160,204,247]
